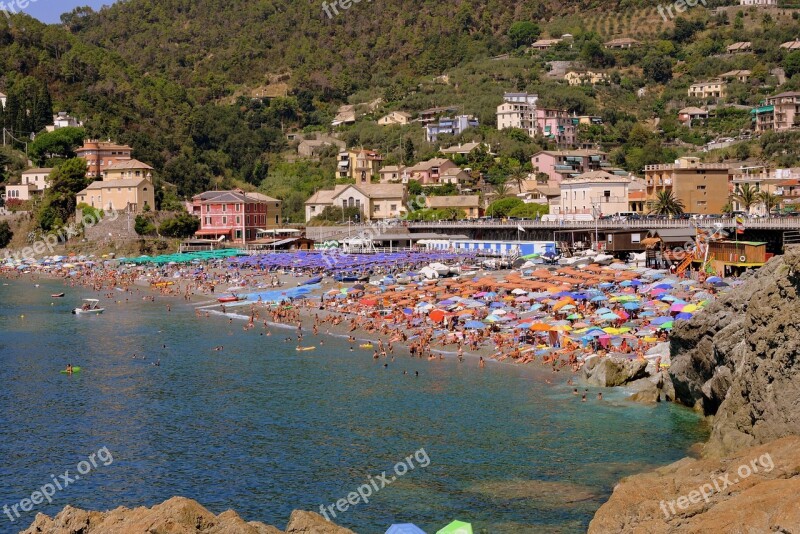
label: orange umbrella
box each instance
[429,309,446,322]
[530,323,552,331]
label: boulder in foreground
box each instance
[588,435,800,533]
[21,496,356,534]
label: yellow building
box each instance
[644,157,731,215]
[76,159,156,213]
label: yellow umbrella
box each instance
[603,327,620,334]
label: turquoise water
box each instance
[0,279,707,533]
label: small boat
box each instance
[72,299,105,315]
[296,346,316,351]
[51,293,65,298]
[217,295,243,303]
[299,276,323,286]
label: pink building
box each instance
[189,189,282,243]
[531,150,608,185]
[405,158,458,186]
[535,109,576,146]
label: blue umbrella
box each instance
[600,312,620,321]
[596,307,613,314]
[620,280,633,287]
[591,295,607,302]
[654,283,674,289]
[598,282,614,289]
[651,316,673,325]
[464,320,486,329]
[706,276,722,283]
[630,279,643,286]
[490,302,505,308]
[623,302,640,310]
[386,524,427,534]
[555,290,574,297]
[675,312,693,320]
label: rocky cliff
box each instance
[669,246,800,456]
[588,436,800,533]
[21,497,355,534]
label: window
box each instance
[390,204,397,211]
[206,205,210,213]
[310,206,316,213]
[236,204,241,212]
[205,217,210,225]
[697,185,706,190]
[236,216,241,224]
[235,229,242,239]
[222,216,227,224]
[373,205,380,213]
[275,215,279,224]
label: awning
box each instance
[195,229,232,236]
[257,228,301,234]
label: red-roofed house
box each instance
[189,189,282,243]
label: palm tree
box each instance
[507,161,528,193]
[491,180,513,199]
[732,183,759,214]
[647,190,685,216]
[758,191,781,217]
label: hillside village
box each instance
[1,1,800,251]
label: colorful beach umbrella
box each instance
[386,524,427,534]
[436,521,473,534]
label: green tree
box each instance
[29,127,86,166]
[487,197,523,217]
[134,215,156,235]
[38,158,90,230]
[506,160,528,193]
[0,220,12,248]
[508,21,540,48]
[158,213,200,237]
[732,183,759,213]
[642,55,673,84]
[758,191,781,216]
[647,190,685,216]
[403,138,415,164]
[308,205,362,225]
[784,51,800,79]
[508,203,548,218]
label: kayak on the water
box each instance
[61,366,82,374]
[360,343,374,349]
[296,346,316,351]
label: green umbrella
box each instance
[436,520,473,534]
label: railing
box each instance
[402,217,800,230]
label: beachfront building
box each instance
[425,115,479,143]
[496,92,538,137]
[536,108,576,146]
[189,189,282,243]
[425,195,482,218]
[337,149,384,183]
[76,139,133,178]
[531,149,608,186]
[752,92,800,133]
[730,166,794,216]
[304,183,406,223]
[643,157,731,215]
[76,159,156,213]
[553,171,630,218]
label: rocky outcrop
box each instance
[669,247,800,456]
[588,436,800,533]
[21,497,355,534]
[583,354,649,387]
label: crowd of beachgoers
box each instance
[1,249,737,382]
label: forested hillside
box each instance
[1,0,800,220]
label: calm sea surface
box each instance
[0,279,707,533]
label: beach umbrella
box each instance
[437,521,473,534]
[492,309,508,315]
[599,312,620,321]
[489,302,505,308]
[402,308,413,315]
[386,524,427,534]
[590,295,607,302]
[558,304,576,311]
[659,321,674,330]
[464,320,485,329]
[484,315,501,323]
[567,313,582,320]
[650,316,673,325]
[511,288,527,295]
[712,281,729,287]
[515,296,531,302]
[669,303,685,312]
[623,302,640,310]
[429,309,446,322]
[706,276,722,283]
[675,312,693,320]
[682,304,698,313]
[596,307,613,314]
[551,324,572,331]
[530,323,552,331]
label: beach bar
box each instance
[706,240,767,266]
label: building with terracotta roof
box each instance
[304,183,407,222]
[76,140,133,178]
[189,189,281,243]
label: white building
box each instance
[45,112,83,132]
[4,168,53,201]
[740,0,776,5]
[554,170,630,218]
[496,92,538,137]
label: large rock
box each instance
[588,436,800,533]
[584,354,649,387]
[669,247,800,456]
[19,497,353,534]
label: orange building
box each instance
[76,140,133,178]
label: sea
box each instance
[0,279,708,533]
